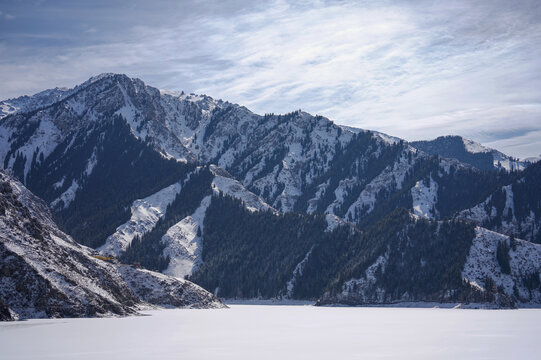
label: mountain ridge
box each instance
[1,73,539,308]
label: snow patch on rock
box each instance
[210,167,274,213]
[325,214,346,232]
[411,175,439,219]
[99,182,182,256]
[161,196,211,279]
[462,138,490,154]
[50,179,79,209]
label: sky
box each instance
[0,0,540,159]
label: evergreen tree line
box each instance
[298,209,477,303]
[189,193,329,298]
[188,193,484,303]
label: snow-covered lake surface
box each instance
[1,305,540,359]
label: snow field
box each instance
[1,306,540,360]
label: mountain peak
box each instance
[410,135,528,171]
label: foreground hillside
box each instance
[0,170,224,321]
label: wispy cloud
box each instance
[0,10,15,20]
[0,0,540,158]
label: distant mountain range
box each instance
[1,73,539,314]
[410,136,527,171]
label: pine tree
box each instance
[496,241,511,274]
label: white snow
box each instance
[160,169,276,279]
[84,147,98,176]
[99,182,182,256]
[306,181,329,214]
[462,227,541,301]
[411,175,439,219]
[161,196,211,278]
[325,214,345,232]
[373,131,402,145]
[461,138,528,171]
[52,177,65,190]
[210,168,274,213]
[115,86,142,138]
[2,116,63,181]
[493,152,527,171]
[50,179,79,209]
[2,306,540,360]
[324,177,357,215]
[0,102,18,118]
[462,138,490,154]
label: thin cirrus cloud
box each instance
[0,0,540,159]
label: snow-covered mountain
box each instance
[0,74,425,221]
[1,74,527,230]
[410,135,528,171]
[0,88,70,119]
[1,73,539,307]
[0,170,223,320]
[457,160,541,243]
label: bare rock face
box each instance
[0,170,224,320]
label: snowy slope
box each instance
[285,246,315,298]
[99,181,183,256]
[337,255,388,304]
[161,196,211,279]
[343,149,415,222]
[0,88,70,119]
[462,227,541,303]
[463,138,526,171]
[162,169,275,279]
[462,138,491,154]
[411,175,439,219]
[0,171,139,320]
[210,165,275,213]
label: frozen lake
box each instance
[1,305,540,359]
